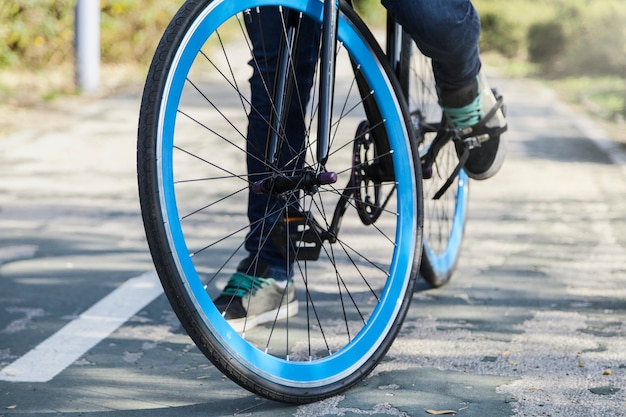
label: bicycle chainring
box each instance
[352,120,384,225]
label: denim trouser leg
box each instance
[381,0,482,90]
[244,8,320,280]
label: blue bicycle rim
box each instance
[423,170,468,276]
[156,0,418,388]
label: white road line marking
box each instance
[0,271,163,382]
[0,245,38,265]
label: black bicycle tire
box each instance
[138,0,422,403]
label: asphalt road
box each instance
[1,74,625,417]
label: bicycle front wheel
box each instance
[138,0,422,403]
[400,35,469,288]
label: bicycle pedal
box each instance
[462,134,489,150]
[270,211,325,261]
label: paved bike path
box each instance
[1,75,625,416]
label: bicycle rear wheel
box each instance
[400,35,469,288]
[138,0,422,403]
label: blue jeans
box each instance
[243,1,481,280]
[383,0,481,90]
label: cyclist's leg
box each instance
[214,8,321,323]
[243,7,320,280]
[381,0,480,90]
[382,0,506,180]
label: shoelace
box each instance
[443,90,482,129]
[221,272,271,298]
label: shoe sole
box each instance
[227,300,299,333]
[465,134,507,181]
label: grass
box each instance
[547,77,626,120]
[539,75,626,144]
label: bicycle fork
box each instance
[254,0,339,194]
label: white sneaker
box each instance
[213,272,298,332]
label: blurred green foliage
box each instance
[0,0,180,68]
[474,0,626,76]
[0,0,75,67]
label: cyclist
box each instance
[214,0,508,330]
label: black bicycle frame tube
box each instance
[316,0,338,167]
[266,11,299,168]
[266,2,336,171]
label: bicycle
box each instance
[138,0,473,403]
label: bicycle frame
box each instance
[256,0,467,238]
